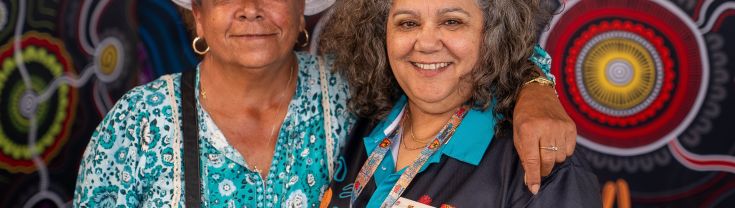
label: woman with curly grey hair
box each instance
[319,0,601,207]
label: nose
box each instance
[235,0,264,21]
[414,26,443,53]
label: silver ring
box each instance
[540,146,560,151]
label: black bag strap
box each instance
[181,70,201,208]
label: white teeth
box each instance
[413,62,450,70]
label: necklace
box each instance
[401,133,428,150]
[401,108,435,151]
[200,62,296,173]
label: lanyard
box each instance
[351,105,469,208]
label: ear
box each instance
[192,4,205,38]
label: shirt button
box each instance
[381,166,387,171]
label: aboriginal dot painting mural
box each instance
[541,0,735,207]
[0,0,733,207]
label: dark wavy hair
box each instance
[321,0,555,123]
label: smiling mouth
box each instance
[411,62,453,71]
[231,34,277,38]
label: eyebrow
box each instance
[392,7,471,17]
[392,9,418,17]
[438,7,471,16]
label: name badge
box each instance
[393,197,435,208]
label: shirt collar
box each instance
[363,95,496,166]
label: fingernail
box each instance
[524,174,528,185]
[531,184,540,195]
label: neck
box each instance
[405,102,458,142]
[199,53,297,109]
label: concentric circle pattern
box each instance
[0,33,77,173]
[576,30,666,118]
[543,0,707,154]
[604,59,634,86]
[565,20,677,129]
[94,37,124,83]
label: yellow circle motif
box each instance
[100,44,118,75]
[582,38,657,110]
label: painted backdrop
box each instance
[0,0,733,207]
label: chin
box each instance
[413,93,449,104]
[410,85,454,103]
[407,86,472,114]
[232,52,281,68]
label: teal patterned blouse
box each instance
[73,52,355,207]
[74,47,553,208]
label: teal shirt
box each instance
[73,52,356,207]
[361,96,497,207]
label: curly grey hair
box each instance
[321,0,554,123]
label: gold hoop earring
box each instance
[301,30,310,48]
[192,36,210,55]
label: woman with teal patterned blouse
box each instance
[73,0,576,207]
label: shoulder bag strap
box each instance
[181,70,201,208]
[318,56,335,181]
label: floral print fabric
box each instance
[73,52,355,207]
